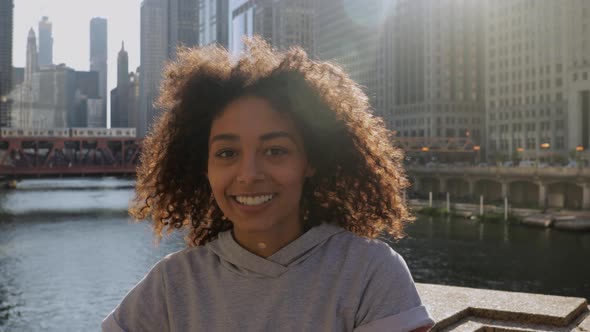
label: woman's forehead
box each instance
[210,96,300,139]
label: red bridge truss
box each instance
[0,137,142,178]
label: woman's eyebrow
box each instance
[259,131,296,143]
[209,133,239,144]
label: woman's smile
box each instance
[231,193,276,206]
[229,193,277,214]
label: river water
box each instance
[0,178,588,331]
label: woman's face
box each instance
[207,96,315,234]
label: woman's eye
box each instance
[265,148,287,156]
[216,150,236,158]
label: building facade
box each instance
[90,17,108,127]
[139,0,169,137]
[11,30,101,128]
[168,0,200,57]
[229,0,314,55]
[128,71,140,130]
[74,70,101,126]
[315,0,395,122]
[12,64,75,128]
[254,0,314,54]
[140,0,220,137]
[486,0,590,161]
[0,0,14,127]
[230,0,256,56]
[38,16,53,67]
[11,65,102,128]
[199,0,229,47]
[391,0,486,150]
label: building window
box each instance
[556,136,565,149]
[556,120,564,130]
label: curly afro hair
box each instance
[130,37,413,246]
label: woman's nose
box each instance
[236,154,265,183]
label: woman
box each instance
[102,37,434,332]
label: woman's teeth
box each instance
[234,194,275,206]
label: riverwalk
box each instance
[409,199,590,232]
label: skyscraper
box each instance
[25,28,38,85]
[253,0,315,54]
[139,0,231,136]
[140,0,168,137]
[38,16,53,67]
[118,41,129,87]
[198,0,229,48]
[315,0,394,121]
[485,0,590,160]
[90,17,108,127]
[391,0,485,147]
[111,42,130,128]
[230,0,256,56]
[0,0,14,127]
[168,0,199,57]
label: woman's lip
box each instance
[229,193,276,197]
[229,195,276,213]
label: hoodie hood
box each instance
[207,222,345,278]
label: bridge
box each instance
[0,136,141,178]
[407,165,590,210]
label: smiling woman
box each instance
[207,96,316,256]
[102,37,435,332]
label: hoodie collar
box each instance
[208,222,345,278]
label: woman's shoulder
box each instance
[323,225,406,270]
[155,241,219,275]
[331,227,402,258]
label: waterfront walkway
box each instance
[409,199,590,231]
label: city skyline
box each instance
[12,0,141,111]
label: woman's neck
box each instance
[232,221,304,258]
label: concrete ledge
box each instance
[416,283,589,331]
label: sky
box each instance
[12,0,142,123]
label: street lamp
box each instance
[576,146,584,167]
[421,146,430,165]
[516,147,524,164]
[473,145,481,164]
[540,142,551,164]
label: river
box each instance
[0,178,588,331]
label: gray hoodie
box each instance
[102,222,434,331]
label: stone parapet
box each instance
[417,283,589,331]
